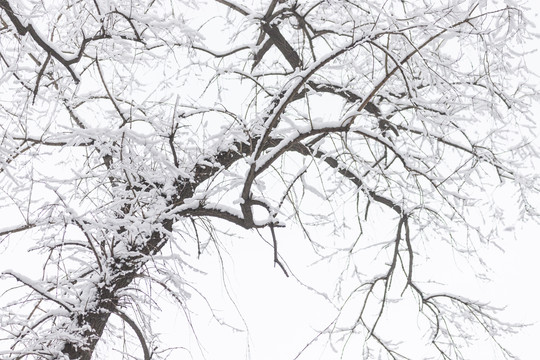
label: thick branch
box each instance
[0,0,80,82]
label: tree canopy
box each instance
[0,0,538,359]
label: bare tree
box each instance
[0,0,537,359]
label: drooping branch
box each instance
[113,309,151,360]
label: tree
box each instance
[0,0,537,359]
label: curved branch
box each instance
[113,309,151,360]
[192,44,251,58]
